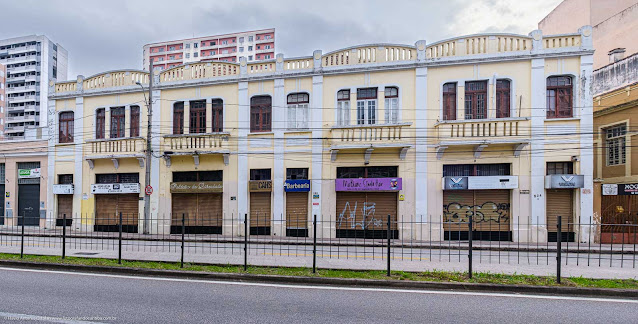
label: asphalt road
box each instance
[0,267,636,323]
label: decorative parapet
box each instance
[54,81,77,93]
[322,44,416,67]
[247,61,276,74]
[284,56,313,71]
[82,70,149,91]
[542,33,581,49]
[51,28,594,96]
[159,62,239,82]
[426,34,532,59]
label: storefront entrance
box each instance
[92,173,140,233]
[546,189,575,242]
[170,171,224,234]
[443,189,511,241]
[601,183,638,243]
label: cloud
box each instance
[0,0,562,78]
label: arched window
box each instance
[251,96,272,132]
[442,83,456,120]
[130,106,140,137]
[384,87,399,123]
[212,99,223,132]
[110,107,125,138]
[173,102,184,134]
[59,111,74,143]
[337,90,350,126]
[546,76,573,118]
[496,80,510,118]
[356,88,377,125]
[464,81,487,120]
[189,100,206,134]
[287,93,309,129]
[96,108,105,139]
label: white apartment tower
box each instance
[0,35,68,139]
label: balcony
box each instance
[6,85,37,94]
[7,45,38,55]
[4,125,25,133]
[9,65,37,73]
[163,133,231,166]
[6,55,38,64]
[255,37,273,44]
[329,123,412,163]
[84,138,146,169]
[434,118,530,159]
[6,114,36,123]
[8,95,37,103]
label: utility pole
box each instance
[143,60,153,234]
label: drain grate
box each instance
[73,252,100,256]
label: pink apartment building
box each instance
[143,28,275,71]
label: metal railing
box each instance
[1,213,636,282]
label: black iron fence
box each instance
[0,213,636,282]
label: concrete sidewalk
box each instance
[2,240,637,280]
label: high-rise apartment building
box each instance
[143,28,275,71]
[0,63,5,139]
[0,35,68,139]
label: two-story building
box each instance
[48,26,595,243]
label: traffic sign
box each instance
[145,185,153,196]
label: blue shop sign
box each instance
[284,179,311,192]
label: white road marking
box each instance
[0,311,107,324]
[1,266,637,304]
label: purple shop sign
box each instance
[335,178,402,191]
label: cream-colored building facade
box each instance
[48,27,595,243]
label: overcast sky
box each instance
[0,0,561,78]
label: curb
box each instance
[0,259,636,299]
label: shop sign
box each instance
[90,183,140,194]
[335,178,402,191]
[53,184,74,195]
[18,168,41,179]
[249,180,272,192]
[443,176,518,190]
[170,181,223,193]
[602,183,638,196]
[544,175,584,189]
[443,177,468,190]
[284,179,310,192]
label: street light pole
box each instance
[137,60,153,234]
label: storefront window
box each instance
[546,162,573,175]
[442,164,510,177]
[250,169,271,180]
[336,166,397,178]
[96,173,139,184]
[286,168,308,180]
[173,171,223,182]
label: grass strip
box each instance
[1,253,637,290]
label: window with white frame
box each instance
[606,124,626,166]
[337,90,350,126]
[384,87,399,123]
[356,88,377,125]
[287,93,309,129]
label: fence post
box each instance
[468,214,473,279]
[62,214,67,259]
[181,213,185,268]
[387,214,391,277]
[20,212,25,259]
[244,214,248,271]
[556,215,562,284]
[118,212,123,265]
[313,214,317,274]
